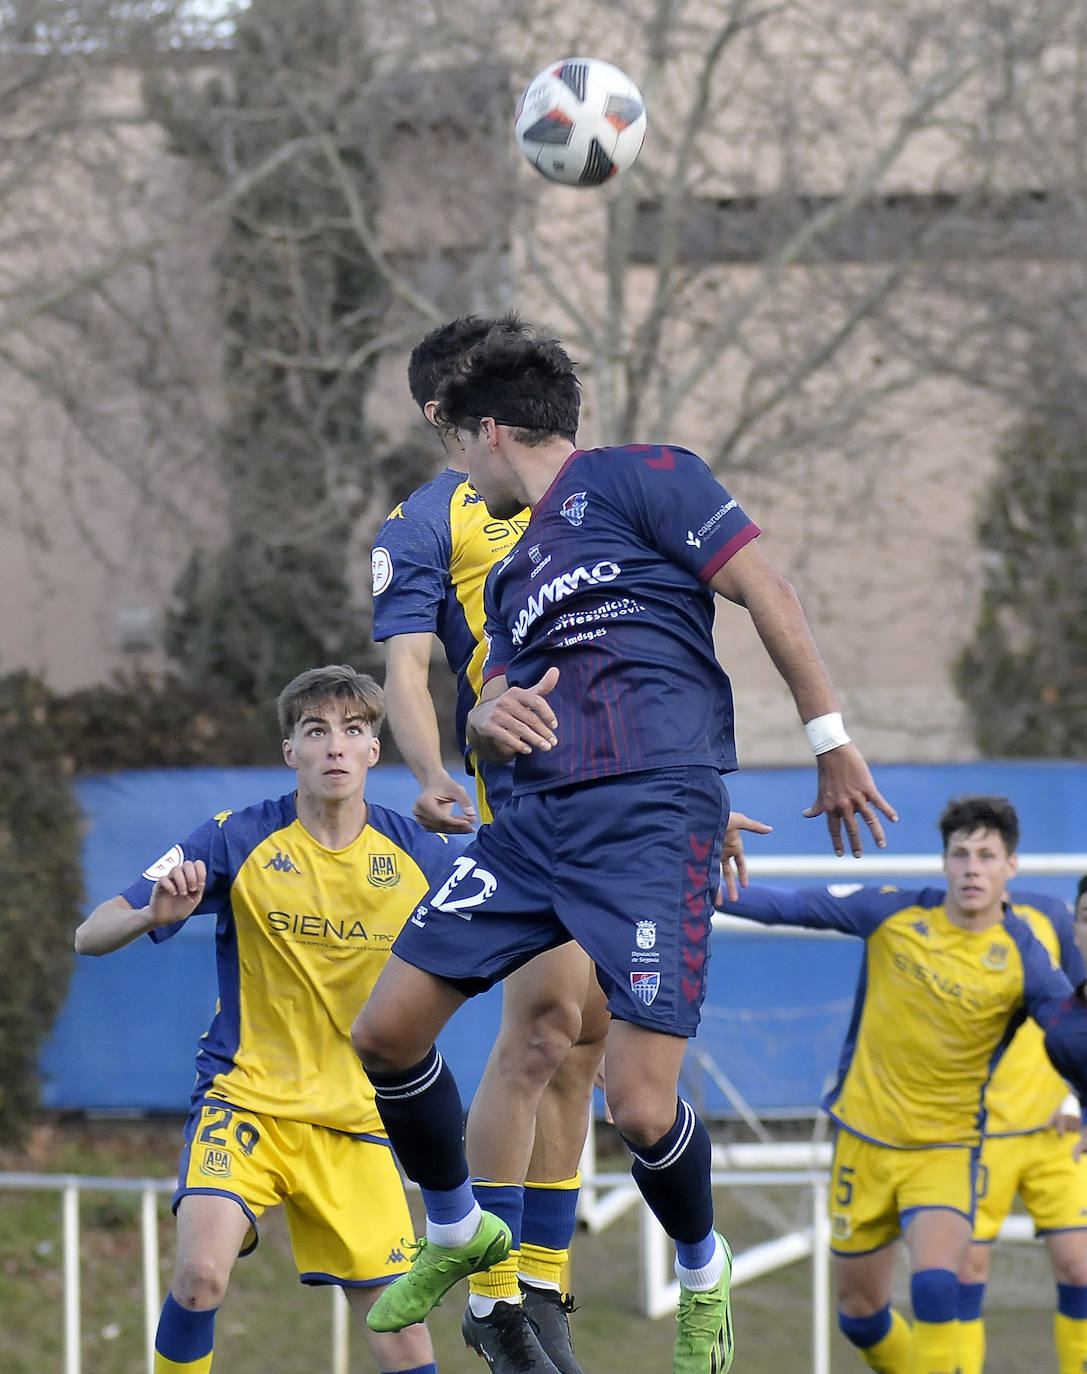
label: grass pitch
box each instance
[0,1118,1058,1373]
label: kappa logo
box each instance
[368,853,400,887]
[462,490,485,505]
[387,1246,408,1264]
[560,491,588,526]
[630,972,660,1006]
[264,850,302,874]
[909,917,931,938]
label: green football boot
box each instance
[367,1211,513,1332]
[674,1234,734,1374]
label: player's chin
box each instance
[482,492,523,519]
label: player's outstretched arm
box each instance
[1044,992,1087,1158]
[710,543,897,857]
[720,810,773,902]
[74,861,207,956]
[383,633,478,834]
[467,668,559,762]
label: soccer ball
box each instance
[513,57,647,187]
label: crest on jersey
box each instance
[560,491,588,526]
[981,941,1009,971]
[831,1213,852,1241]
[636,920,657,950]
[368,853,400,887]
[630,971,660,1005]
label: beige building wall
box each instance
[0,21,1057,765]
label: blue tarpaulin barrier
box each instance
[40,761,1087,1118]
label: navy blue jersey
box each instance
[481,443,759,793]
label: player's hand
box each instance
[413,776,478,834]
[803,742,898,857]
[148,861,206,927]
[471,667,559,760]
[1049,1107,1083,1136]
[719,811,773,903]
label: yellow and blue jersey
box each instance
[122,794,461,1137]
[718,882,1078,1149]
[371,468,529,804]
[984,890,1084,1136]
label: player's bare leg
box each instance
[345,1286,436,1372]
[834,1246,912,1373]
[153,1194,252,1372]
[464,945,607,1374]
[606,1021,733,1374]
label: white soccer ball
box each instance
[513,57,647,187]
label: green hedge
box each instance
[0,673,85,1141]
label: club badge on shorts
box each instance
[630,971,660,1006]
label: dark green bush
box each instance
[0,673,84,1142]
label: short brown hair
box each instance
[938,795,1020,855]
[276,665,385,738]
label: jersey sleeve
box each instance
[1044,997,1087,1106]
[1009,914,1080,1028]
[1054,906,1087,987]
[120,814,234,944]
[371,488,454,642]
[717,881,904,938]
[620,445,761,582]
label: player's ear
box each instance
[369,736,381,767]
[282,737,298,771]
[423,400,440,426]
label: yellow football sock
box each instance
[1055,1311,1087,1374]
[857,1307,913,1373]
[910,1318,960,1374]
[957,1315,984,1374]
[519,1240,570,1290]
[154,1356,213,1374]
[467,1247,522,1301]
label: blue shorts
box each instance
[393,765,729,1037]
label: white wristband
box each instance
[805,712,851,756]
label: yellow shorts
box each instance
[828,1129,977,1256]
[974,1129,1087,1241]
[177,1099,415,1287]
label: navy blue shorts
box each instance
[393,765,729,1037]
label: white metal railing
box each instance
[3,1147,1042,1374]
